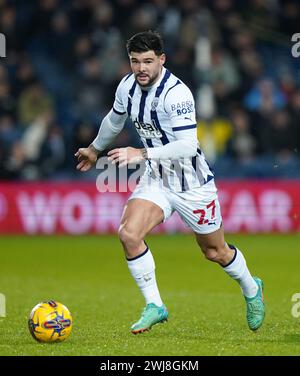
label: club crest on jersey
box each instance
[151,98,159,111]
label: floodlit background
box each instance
[0,0,300,181]
[0,0,300,356]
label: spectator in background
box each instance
[210,46,240,114]
[73,121,97,154]
[0,64,8,83]
[0,114,20,150]
[47,11,75,69]
[91,0,116,46]
[0,4,20,51]
[178,0,207,56]
[13,58,37,96]
[21,111,54,179]
[151,0,181,54]
[259,110,297,160]
[0,140,27,180]
[237,48,264,97]
[197,117,232,163]
[279,72,297,102]
[244,0,278,42]
[70,0,94,33]
[0,80,16,117]
[114,0,137,32]
[30,0,59,38]
[73,35,95,69]
[210,0,241,50]
[39,124,66,177]
[167,46,195,91]
[226,108,257,162]
[74,56,104,122]
[18,80,54,126]
[126,4,157,39]
[244,78,287,114]
[290,90,300,154]
[279,0,300,36]
[231,28,256,53]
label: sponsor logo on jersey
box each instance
[133,118,162,139]
[171,100,194,116]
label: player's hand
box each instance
[74,145,99,172]
[107,147,145,167]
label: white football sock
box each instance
[126,246,163,307]
[222,244,258,298]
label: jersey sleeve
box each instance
[164,83,196,131]
[112,75,129,115]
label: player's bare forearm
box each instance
[107,147,148,167]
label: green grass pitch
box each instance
[0,233,300,356]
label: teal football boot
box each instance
[244,277,265,331]
[131,303,168,334]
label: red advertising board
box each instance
[0,181,299,234]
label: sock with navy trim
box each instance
[126,247,163,307]
[222,244,258,298]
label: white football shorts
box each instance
[128,174,222,234]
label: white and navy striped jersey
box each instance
[113,67,214,192]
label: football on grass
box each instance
[28,300,72,343]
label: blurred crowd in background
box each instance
[0,0,300,181]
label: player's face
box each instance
[129,51,166,87]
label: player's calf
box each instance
[200,243,235,266]
[118,224,145,257]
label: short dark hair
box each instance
[126,30,164,56]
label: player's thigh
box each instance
[119,198,164,238]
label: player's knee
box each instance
[118,224,141,248]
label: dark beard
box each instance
[136,72,160,88]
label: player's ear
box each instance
[159,53,166,65]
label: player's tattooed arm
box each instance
[75,144,101,171]
[108,147,148,167]
[89,144,102,158]
[141,148,148,160]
